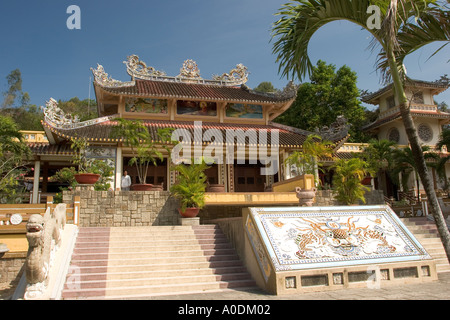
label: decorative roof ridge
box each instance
[41,97,117,131]
[361,76,450,103]
[269,121,314,136]
[247,81,298,101]
[123,54,249,87]
[91,64,135,88]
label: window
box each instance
[412,92,424,104]
[386,95,396,109]
[417,124,433,142]
[388,127,400,143]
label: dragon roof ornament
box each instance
[91,64,135,88]
[122,54,249,86]
[42,98,114,130]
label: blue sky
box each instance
[0,0,448,111]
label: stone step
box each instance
[74,237,230,249]
[71,248,238,260]
[70,252,241,268]
[399,218,450,274]
[65,272,253,290]
[73,242,233,254]
[74,265,249,281]
[62,279,257,300]
[73,259,247,274]
[62,224,256,299]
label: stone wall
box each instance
[63,187,180,227]
[62,188,385,227]
[202,190,385,222]
[0,253,26,298]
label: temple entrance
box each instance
[124,158,168,190]
[234,163,265,192]
[205,164,219,185]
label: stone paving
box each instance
[139,272,450,300]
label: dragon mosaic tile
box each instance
[246,206,431,272]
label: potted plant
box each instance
[284,134,334,186]
[111,118,173,191]
[170,159,209,218]
[70,137,100,184]
[332,157,374,205]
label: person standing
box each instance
[121,170,131,191]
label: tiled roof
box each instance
[362,110,450,131]
[27,142,74,156]
[362,78,449,104]
[96,80,295,104]
[42,119,349,149]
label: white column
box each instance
[115,147,123,190]
[32,160,41,204]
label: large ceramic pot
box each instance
[74,173,101,185]
[131,184,153,191]
[151,183,164,191]
[295,187,317,207]
[178,207,200,218]
[0,243,9,258]
[207,184,225,192]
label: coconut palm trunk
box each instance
[271,0,450,262]
[387,48,450,261]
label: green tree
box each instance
[7,105,44,131]
[111,118,174,185]
[359,138,396,176]
[332,157,373,205]
[2,69,27,108]
[170,159,210,212]
[271,0,450,263]
[275,60,369,142]
[0,115,31,202]
[58,97,98,121]
[254,82,277,93]
[390,146,436,199]
[284,134,334,185]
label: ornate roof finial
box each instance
[177,59,202,80]
[213,63,249,85]
[124,54,167,80]
[91,64,134,88]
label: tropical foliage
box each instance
[359,139,396,175]
[271,0,450,262]
[111,118,174,185]
[284,134,334,185]
[0,115,31,203]
[170,159,210,212]
[275,60,370,142]
[332,157,373,205]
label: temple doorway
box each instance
[124,158,168,190]
[234,162,265,192]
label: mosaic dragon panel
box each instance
[247,206,431,272]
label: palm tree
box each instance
[284,134,334,185]
[436,128,450,152]
[271,0,450,262]
[362,138,396,173]
[390,146,436,199]
[332,157,373,205]
[432,128,450,193]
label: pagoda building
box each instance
[31,55,349,201]
[362,77,450,198]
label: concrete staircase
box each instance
[61,225,256,299]
[401,217,450,274]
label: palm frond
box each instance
[271,0,379,80]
